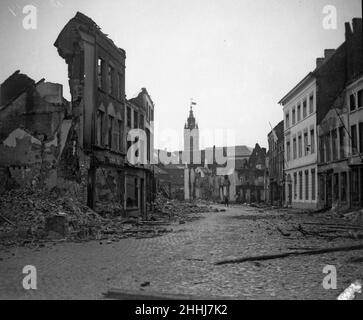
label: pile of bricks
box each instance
[0,187,104,246]
[153,193,218,221]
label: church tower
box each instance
[183,106,200,162]
[184,104,200,201]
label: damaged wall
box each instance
[0,73,72,193]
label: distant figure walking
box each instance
[224,195,229,207]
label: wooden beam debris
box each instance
[104,288,232,300]
[215,244,363,266]
[0,214,15,226]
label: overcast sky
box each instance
[0,0,361,151]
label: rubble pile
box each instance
[0,190,219,247]
[326,208,363,226]
[0,187,104,246]
[341,210,363,226]
[153,193,218,220]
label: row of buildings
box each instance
[0,12,156,217]
[267,18,363,211]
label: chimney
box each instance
[316,57,325,69]
[352,18,362,33]
[324,49,336,61]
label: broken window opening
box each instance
[108,115,114,148]
[97,58,105,89]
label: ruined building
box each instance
[267,121,285,205]
[0,12,155,217]
[54,12,127,211]
[236,144,267,203]
[0,71,70,194]
[125,89,155,215]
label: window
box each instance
[134,110,138,129]
[304,132,308,156]
[285,113,290,129]
[358,90,363,109]
[333,173,339,201]
[126,176,138,208]
[96,110,104,146]
[297,104,301,122]
[140,114,145,130]
[305,170,309,200]
[303,99,307,118]
[319,175,325,201]
[108,65,114,95]
[351,168,359,202]
[359,122,363,153]
[332,129,338,161]
[310,129,315,154]
[350,94,356,112]
[319,136,325,162]
[351,125,358,154]
[293,138,297,159]
[292,108,296,125]
[325,133,331,162]
[146,128,151,163]
[298,134,302,158]
[117,73,124,100]
[299,171,303,200]
[309,94,314,114]
[311,169,316,201]
[286,141,291,161]
[151,109,154,122]
[341,172,347,202]
[339,127,346,159]
[127,107,131,127]
[117,120,123,151]
[108,116,114,148]
[294,173,297,199]
[97,58,105,89]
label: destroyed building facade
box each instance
[0,71,70,194]
[54,12,127,211]
[0,12,155,217]
[236,143,267,204]
[125,89,155,216]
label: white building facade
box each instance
[280,74,318,209]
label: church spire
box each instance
[186,102,197,130]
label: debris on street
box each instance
[0,189,218,247]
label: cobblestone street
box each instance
[1,205,363,300]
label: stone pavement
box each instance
[1,205,362,300]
